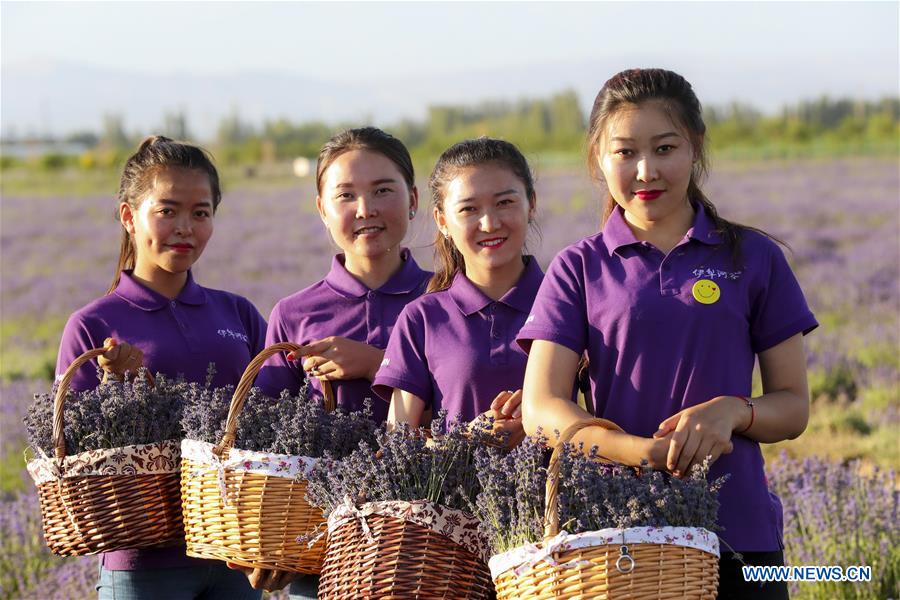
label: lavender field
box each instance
[1,158,898,599]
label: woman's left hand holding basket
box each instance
[97,337,146,384]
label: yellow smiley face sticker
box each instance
[692,279,721,304]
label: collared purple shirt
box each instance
[373,257,544,427]
[56,270,267,570]
[257,249,430,424]
[517,206,817,552]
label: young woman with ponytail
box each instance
[56,136,266,599]
[372,137,542,443]
[518,68,817,599]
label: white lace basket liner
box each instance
[27,439,181,486]
[488,526,720,580]
[327,497,491,562]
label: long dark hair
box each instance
[427,137,538,293]
[586,68,786,263]
[109,135,221,293]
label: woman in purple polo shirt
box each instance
[518,69,817,600]
[256,127,431,421]
[56,136,266,599]
[247,127,430,598]
[372,138,541,443]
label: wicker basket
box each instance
[490,419,720,599]
[27,344,183,556]
[318,499,495,599]
[181,342,335,573]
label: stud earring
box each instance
[409,210,416,219]
[442,231,450,240]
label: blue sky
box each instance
[2,1,898,136]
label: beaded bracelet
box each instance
[736,395,755,434]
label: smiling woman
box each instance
[248,127,432,599]
[56,135,267,599]
[518,68,819,600]
[372,137,542,441]
[255,127,430,423]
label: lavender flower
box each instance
[24,369,186,455]
[471,434,727,555]
[305,413,489,515]
[768,452,899,599]
[181,375,377,459]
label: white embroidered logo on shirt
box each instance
[525,315,536,324]
[692,268,742,281]
[380,358,391,367]
[217,329,249,343]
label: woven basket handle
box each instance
[214,342,336,458]
[52,338,137,460]
[543,417,624,538]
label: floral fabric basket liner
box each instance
[181,438,319,479]
[488,526,720,580]
[327,496,491,562]
[27,439,180,486]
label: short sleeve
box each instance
[749,240,818,353]
[516,249,589,356]
[371,304,434,406]
[255,301,306,397]
[238,297,267,356]
[56,312,103,392]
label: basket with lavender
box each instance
[475,419,726,600]
[23,342,186,556]
[179,342,377,574]
[304,415,495,599]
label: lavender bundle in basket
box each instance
[24,369,186,456]
[181,371,377,459]
[305,414,490,515]
[471,433,728,554]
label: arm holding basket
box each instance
[522,339,673,469]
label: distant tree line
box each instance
[2,91,897,171]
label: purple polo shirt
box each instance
[257,249,430,424]
[56,270,267,570]
[517,206,817,552]
[373,257,544,427]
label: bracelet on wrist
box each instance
[736,395,754,434]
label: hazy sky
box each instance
[5,2,897,79]
[2,1,898,137]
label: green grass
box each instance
[0,444,28,494]
[762,383,900,471]
[0,317,66,382]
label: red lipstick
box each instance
[635,190,663,201]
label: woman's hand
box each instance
[470,390,526,448]
[654,396,741,476]
[491,415,526,448]
[226,563,296,591]
[97,337,144,383]
[639,431,675,471]
[292,336,384,381]
[490,389,523,419]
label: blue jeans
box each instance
[287,574,319,599]
[97,563,262,600]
